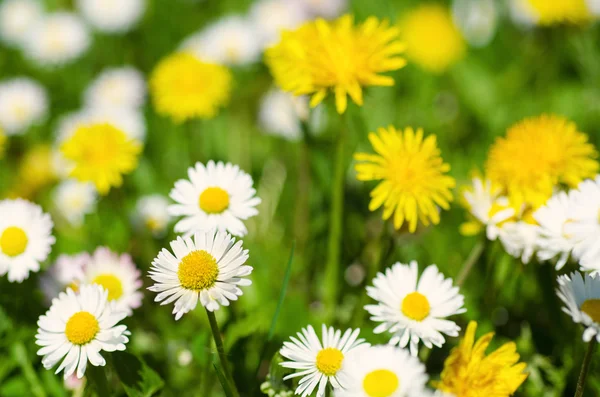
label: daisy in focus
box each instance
[557,271,600,343]
[0,77,48,135]
[52,180,97,227]
[265,14,406,114]
[0,0,43,46]
[84,67,146,110]
[354,126,455,233]
[169,160,261,237]
[335,345,428,397]
[36,284,129,379]
[280,325,367,397]
[78,247,143,316]
[399,4,466,73]
[149,52,232,123]
[566,176,600,271]
[148,229,252,319]
[433,321,528,397]
[40,253,88,303]
[365,261,466,356]
[0,198,55,283]
[258,88,309,141]
[134,194,172,237]
[76,0,145,34]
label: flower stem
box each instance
[456,238,486,287]
[87,362,110,396]
[575,339,597,397]
[206,310,240,397]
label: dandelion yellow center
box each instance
[92,274,123,301]
[363,369,399,397]
[0,226,28,257]
[401,292,430,321]
[178,250,219,291]
[315,348,344,376]
[199,187,230,214]
[65,311,99,345]
[581,299,600,323]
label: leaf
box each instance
[112,352,164,397]
[11,342,46,397]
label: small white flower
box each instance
[23,12,90,67]
[498,221,539,264]
[134,194,171,237]
[84,67,146,110]
[36,284,129,379]
[249,0,308,47]
[0,0,43,46]
[52,180,97,227]
[76,0,145,34]
[365,261,466,356]
[169,160,261,237]
[557,271,600,343]
[508,0,538,27]
[40,253,89,303]
[566,177,600,271]
[297,0,347,18]
[452,0,498,47]
[0,198,55,282]
[587,0,600,16]
[0,77,48,135]
[280,325,368,397]
[258,89,309,141]
[148,229,252,319]
[334,345,428,397]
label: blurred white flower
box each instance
[177,349,193,366]
[0,77,48,135]
[509,0,538,26]
[587,0,600,15]
[567,176,600,271]
[134,194,171,237]
[84,67,146,110]
[249,0,308,47]
[297,0,346,18]
[498,221,539,264]
[452,0,498,47]
[0,0,43,47]
[258,89,309,141]
[52,180,97,227]
[23,12,90,67]
[76,0,145,34]
[39,252,89,303]
[56,107,146,143]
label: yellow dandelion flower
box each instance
[265,14,406,114]
[61,123,142,195]
[0,128,6,159]
[434,321,528,397]
[399,4,466,74]
[486,114,598,209]
[526,0,591,25]
[354,126,455,233]
[150,52,232,123]
[11,144,57,199]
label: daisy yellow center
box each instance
[363,369,400,397]
[65,311,100,345]
[0,226,28,257]
[199,187,230,214]
[178,250,219,291]
[315,348,344,376]
[92,274,124,301]
[401,292,430,321]
[145,217,162,232]
[581,299,600,323]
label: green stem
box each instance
[86,363,110,396]
[206,310,240,397]
[456,238,485,287]
[575,339,596,397]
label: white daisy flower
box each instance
[0,199,55,283]
[78,247,143,316]
[40,252,89,303]
[567,177,600,271]
[0,0,43,47]
[56,107,146,143]
[249,0,308,47]
[334,345,428,397]
[0,77,48,135]
[280,325,368,397]
[452,0,498,48]
[148,229,252,319]
[180,16,262,66]
[557,271,600,343]
[168,161,261,237]
[508,0,537,27]
[365,261,466,356]
[76,0,145,34]
[84,67,146,110]
[35,284,129,379]
[258,88,309,141]
[588,0,600,16]
[134,194,171,237]
[23,12,90,67]
[297,0,347,18]
[52,180,97,227]
[498,221,539,264]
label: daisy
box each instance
[180,16,262,66]
[334,345,428,397]
[83,67,146,110]
[148,229,252,319]
[52,180,97,227]
[250,0,308,47]
[56,107,146,143]
[557,271,600,342]
[365,261,466,356]
[23,12,90,67]
[265,14,406,114]
[280,325,368,397]
[40,253,89,303]
[258,88,309,141]
[76,0,145,34]
[498,221,539,264]
[134,194,171,237]
[35,284,129,379]
[297,0,347,19]
[0,0,43,46]
[566,177,600,271]
[0,199,55,282]
[78,247,143,316]
[354,126,455,233]
[149,52,232,123]
[0,77,48,135]
[433,321,528,397]
[399,4,466,73]
[452,0,498,48]
[486,114,598,209]
[169,160,261,237]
